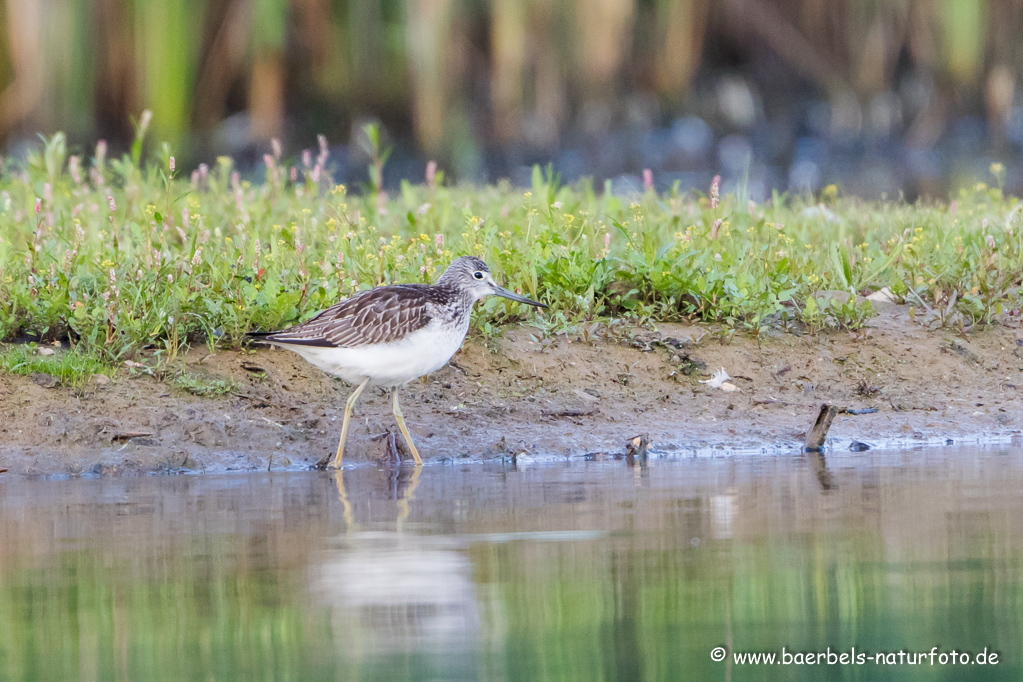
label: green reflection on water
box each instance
[0,450,1021,681]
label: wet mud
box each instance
[2,301,1022,475]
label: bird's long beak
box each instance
[492,285,547,308]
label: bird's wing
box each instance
[264,285,433,348]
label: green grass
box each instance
[1,132,1021,376]
[173,372,240,398]
[0,344,113,387]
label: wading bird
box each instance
[252,256,545,467]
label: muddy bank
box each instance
[2,301,1023,475]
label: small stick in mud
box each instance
[804,404,838,452]
[371,429,401,465]
[111,431,154,442]
[542,406,598,418]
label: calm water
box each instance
[1,448,1022,681]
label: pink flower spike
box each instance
[35,198,41,214]
[107,196,116,213]
[68,156,82,184]
[710,175,721,209]
[426,160,437,187]
[643,169,653,191]
[169,156,175,173]
[264,154,274,170]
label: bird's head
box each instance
[437,256,547,308]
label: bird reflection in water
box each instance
[314,468,480,658]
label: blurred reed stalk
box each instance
[0,0,1015,162]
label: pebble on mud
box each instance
[30,373,58,388]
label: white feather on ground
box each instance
[700,367,740,392]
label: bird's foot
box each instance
[313,453,335,470]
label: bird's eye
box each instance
[473,271,484,280]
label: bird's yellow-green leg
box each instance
[333,470,356,530]
[330,378,370,469]
[391,389,423,465]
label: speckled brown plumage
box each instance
[262,284,469,348]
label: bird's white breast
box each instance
[276,316,470,387]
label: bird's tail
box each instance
[245,331,275,343]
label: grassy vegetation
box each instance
[1,131,1022,385]
[0,343,113,387]
[173,372,240,398]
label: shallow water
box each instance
[1,448,1021,681]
